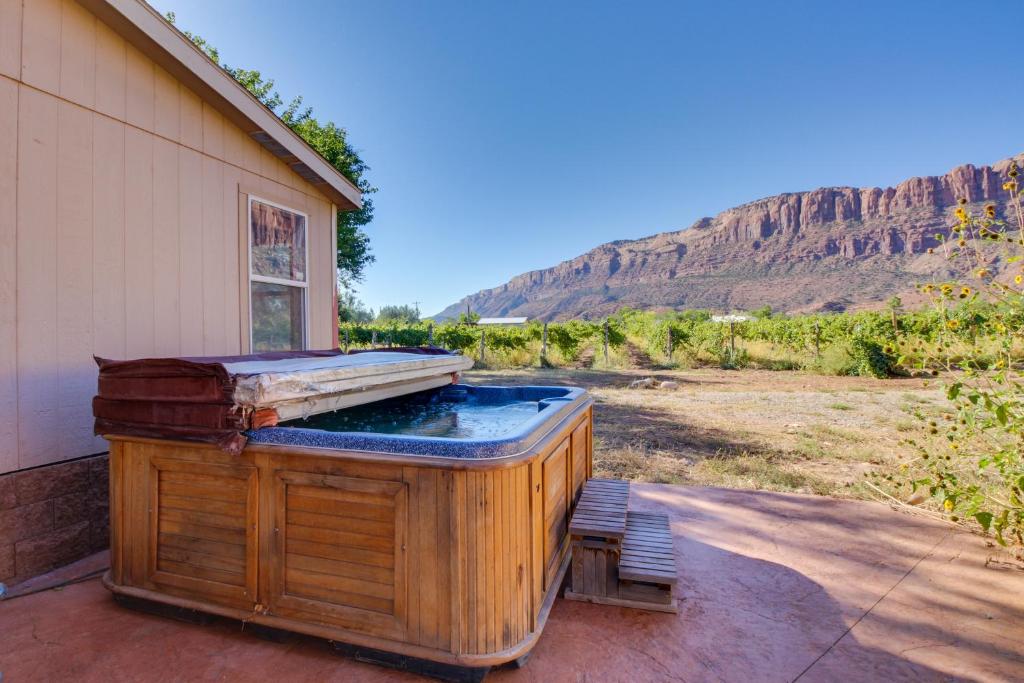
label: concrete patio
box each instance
[1,484,1021,682]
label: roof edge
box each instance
[77,0,363,211]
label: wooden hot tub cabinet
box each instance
[102,400,593,669]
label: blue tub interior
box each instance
[245,384,584,459]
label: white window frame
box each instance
[247,195,310,351]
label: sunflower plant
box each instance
[887,161,1024,552]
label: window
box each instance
[248,197,309,351]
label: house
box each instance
[0,0,362,584]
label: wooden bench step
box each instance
[568,478,629,541]
[566,481,680,613]
[619,512,678,586]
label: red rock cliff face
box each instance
[435,156,1022,320]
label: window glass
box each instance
[250,200,307,282]
[249,198,308,351]
[251,281,305,351]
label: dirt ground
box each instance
[464,367,944,499]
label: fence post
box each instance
[371,329,377,347]
[814,320,821,359]
[666,326,673,360]
[479,329,486,364]
[428,323,434,346]
[541,322,548,365]
[729,321,736,356]
[603,319,610,364]
[343,328,350,353]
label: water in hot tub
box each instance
[283,390,542,439]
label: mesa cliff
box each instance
[435,155,1023,320]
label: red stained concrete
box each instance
[0,484,1021,682]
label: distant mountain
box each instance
[434,155,1023,321]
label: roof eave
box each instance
[77,0,363,211]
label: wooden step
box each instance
[565,506,680,613]
[619,512,678,586]
[568,478,629,541]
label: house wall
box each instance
[0,0,338,478]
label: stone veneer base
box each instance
[0,453,110,587]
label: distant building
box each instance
[477,317,529,326]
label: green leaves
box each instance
[974,511,993,531]
[993,510,1010,546]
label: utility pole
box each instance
[603,320,610,364]
[541,322,548,366]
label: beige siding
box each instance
[56,100,96,460]
[0,0,23,80]
[152,65,178,140]
[201,155,226,354]
[124,126,155,358]
[152,136,181,357]
[0,77,18,473]
[1,2,337,474]
[124,42,153,131]
[178,146,204,356]
[59,0,95,108]
[21,0,62,94]
[222,165,242,351]
[91,113,126,361]
[16,86,60,470]
[93,17,125,119]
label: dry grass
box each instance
[464,366,942,498]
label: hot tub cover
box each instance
[93,347,473,453]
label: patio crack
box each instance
[622,644,692,683]
[790,529,953,682]
[897,641,957,656]
[585,629,695,682]
[687,595,797,629]
[30,621,61,648]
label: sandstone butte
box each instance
[436,154,1024,321]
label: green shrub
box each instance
[849,336,898,378]
[434,324,477,352]
[812,344,859,376]
[717,346,750,370]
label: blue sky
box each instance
[151,0,1022,317]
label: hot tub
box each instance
[101,362,593,675]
